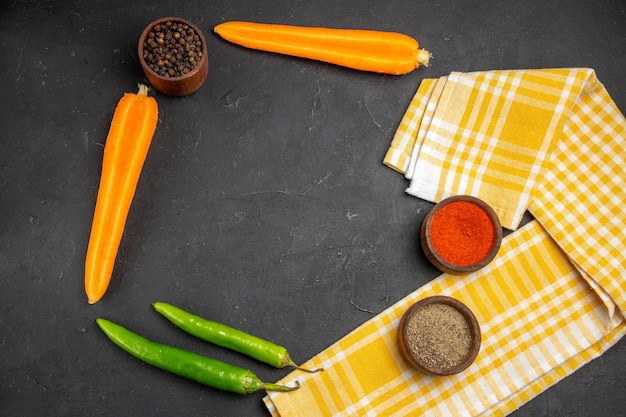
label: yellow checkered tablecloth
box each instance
[264,68,626,416]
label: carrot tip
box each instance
[137,84,150,96]
[417,49,432,67]
[87,295,101,304]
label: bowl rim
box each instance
[138,16,208,83]
[420,195,503,275]
[398,295,481,375]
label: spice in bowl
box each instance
[143,20,203,78]
[397,295,481,375]
[138,17,208,96]
[421,195,502,274]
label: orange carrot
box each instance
[214,21,431,75]
[85,84,158,304]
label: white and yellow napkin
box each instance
[264,68,626,416]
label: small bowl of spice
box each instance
[397,295,481,375]
[138,17,208,96]
[420,195,502,275]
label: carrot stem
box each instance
[214,21,431,75]
[85,84,158,304]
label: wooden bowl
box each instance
[397,295,481,375]
[420,195,502,275]
[138,17,208,96]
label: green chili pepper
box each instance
[95,318,299,395]
[152,302,323,373]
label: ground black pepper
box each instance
[142,20,203,78]
[406,302,472,370]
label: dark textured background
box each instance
[1,0,625,416]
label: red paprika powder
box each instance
[429,200,495,266]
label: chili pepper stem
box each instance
[291,363,324,373]
[282,353,324,373]
[241,371,301,394]
[262,380,301,392]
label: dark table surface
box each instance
[2,0,625,416]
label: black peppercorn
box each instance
[142,19,203,78]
